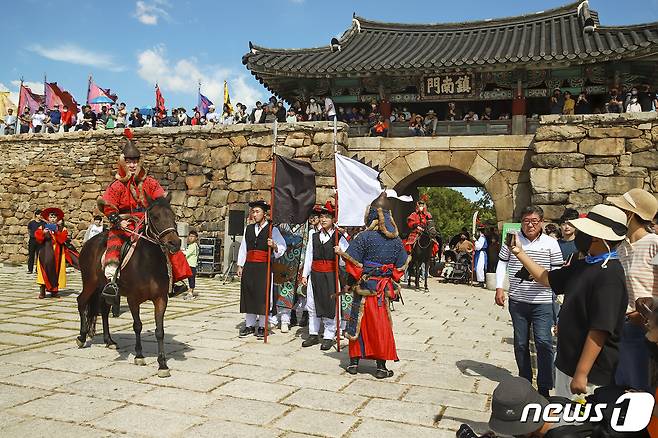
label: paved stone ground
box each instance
[0,265,518,437]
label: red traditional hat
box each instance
[309,204,323,217]
[42,207,64,221]
[419,194,429,203]
[320,200,335,217]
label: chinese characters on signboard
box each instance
[425,74,473,96]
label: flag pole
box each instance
[264,120,278,343]
[17,78,24,131]
[43,74,47,110]
[86,75,92,106]
[333,116,341,352]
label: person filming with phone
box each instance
[505,204,629,398]
[495,206,564,398]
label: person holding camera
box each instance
[495,206,564,398]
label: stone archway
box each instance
[379,149,533,226]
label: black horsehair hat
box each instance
[249,200,270,211]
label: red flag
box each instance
[87,76,117,112]
[45,82,78,112]
[155,85,165,117]
[18,84,44,114]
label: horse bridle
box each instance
[144,205,177,244]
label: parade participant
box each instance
[294,205,323,328]
[34,207,68,298]
[301,203,349,350]
[98,129,167,301]
[404,194,438,256]
[455,233,475,254]
[27,209,44,274]
[474,227,488,287]
[336,192,409,378]
[236,200,287,338]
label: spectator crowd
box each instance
[3,83,658,136]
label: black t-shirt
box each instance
[638,91,655,111]
[28,220,45,238]
[548,258,627,386]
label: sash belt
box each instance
[312,260,336,273]
[246,250,268,263]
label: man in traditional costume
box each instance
[301,204,349,350]
[236,200,287,338]
[35,207,68,298]
[98,130,167,303]
[404,194,439,257]
[337,192,409,378]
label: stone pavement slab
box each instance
[0,265,521,437]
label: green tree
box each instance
[420,187,496,240]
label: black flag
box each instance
[272,154,316,224]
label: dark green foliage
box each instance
[420,187,496,239]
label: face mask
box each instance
[574,231,593,254]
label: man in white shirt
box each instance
[324,96,336,121]
[2,108,16,135]
[206,105,220,125]
[236,200,287,338]
[495,205,564,397]
[31,107,46,133]
[83,216,105,242]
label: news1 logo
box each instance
[521,392,655,432]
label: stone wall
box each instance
[531,113,658,220]
[0,123,348,264]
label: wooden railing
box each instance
[348,120,514,137]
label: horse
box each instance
[76,193,181,378]
[407,220,440,291]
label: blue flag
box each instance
[198,93,213,116]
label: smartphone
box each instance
[505,232,516,247]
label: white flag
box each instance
[335,154,382,226]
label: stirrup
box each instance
[101,282,119,303]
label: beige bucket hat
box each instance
[609,188,658,221]
[569,204,627,241]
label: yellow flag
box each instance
[0,91,16,119]
[223,81,233,114]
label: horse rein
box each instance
[119,207,177,251]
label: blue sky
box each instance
[2,0,657,110]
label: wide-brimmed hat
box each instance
[609,188,658,221]
[309,204,323,217]
[569,204,627,241]
[42,207,64,221]
[249,200,270,212]
[488,376,547,436]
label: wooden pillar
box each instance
[511,78,527,135]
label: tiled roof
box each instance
[243,1,658,81]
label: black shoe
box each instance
[298,311,309,327]
[346,357,359,375]
[256,327,265,338]
[375,360,394,379]
[456,424,479,438]
[239,326,256,337]
[289,312,298,327]
[170,283,188,297]
[101,282,119,304]
[320,338,334,351]
[302,335,319,347]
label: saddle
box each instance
[101,239,138,280]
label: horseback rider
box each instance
[404,194,439,257]
[98,129,166,300]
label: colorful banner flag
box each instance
[18,84,44,114]
[272,154,316,225]
[335,153,382,226]
[0,91,16,118]
[198,92,213,116]
[87,76,117,113]
[223,81,233,114]
[45,82,78,111]
[155,84,166,117]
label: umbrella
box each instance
[89,95,115,104]
[139,107,154,117]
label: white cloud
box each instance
[27,44,124,72]
[135,0,170,25]
[10,80,44,94]
[136,45,264,109]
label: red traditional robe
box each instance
[35,226,68,292]
[404,210,439,256]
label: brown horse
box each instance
[76,194,181,377]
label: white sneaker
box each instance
[280,323,289,333]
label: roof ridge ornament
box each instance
[352,16,361,33]
[248,41,258,54]
[330,37,342,52]
[578,0,596,33]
